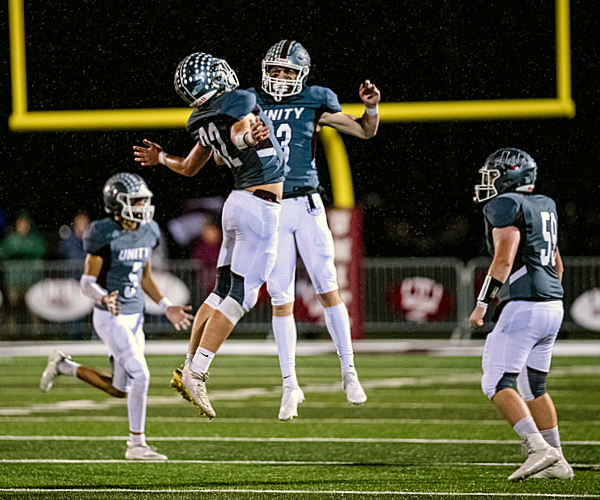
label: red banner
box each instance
[327,206,364,340]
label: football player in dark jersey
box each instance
[470,149,573,481]
[244,40,380,420]
[40,172,194,461]
[133,52,286,420]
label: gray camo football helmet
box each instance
[262,40,311,101]
[174,52,239,107]
[103,172,155,224]
[474,148,537,203]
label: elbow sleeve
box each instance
[80,274,108,304]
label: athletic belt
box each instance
[252,189,279,203]
[282,187,319,209]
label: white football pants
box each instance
[481,300,563,399]
[92,309,150,433]
[214,189,281,316]
[267,193,338,305]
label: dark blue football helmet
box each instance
[174,52,239,107]
[474,148,537,203]
[103,173,154,224]
[261,40,311,101]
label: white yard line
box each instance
[1,415,598,426]
[0,416,540,425]
[1,435,598,445]
[0,487,598,498]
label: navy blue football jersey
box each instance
[83,218,160,314]
[483,193,563,304]
[186,90,285,189]
[248,86,342,195]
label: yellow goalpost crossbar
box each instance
[8,0,574,208]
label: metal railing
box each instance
[0,257,596,340]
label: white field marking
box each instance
[1,435,599,445]
[0,459,598,470]
[0,487,598,499]
[1,415,598,426]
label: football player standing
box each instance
[245,40,380,420]
[133,52,286,420]
[470,149,573,481]
[40,172,194,460]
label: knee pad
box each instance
[217,296,245,325]
[482,371,518,399]
[204,293,222,310]
[213,266,232,300]
[123,355,150,385]
[523,366,548,401]
[228,272,245,306]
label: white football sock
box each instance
[540,426,562,451]
[185,352,194,366]
[323,303,355,373]
[272,314,299,388]
[513,416,539,439]
[127,376,149,434]
[129,432,146,446]
[57,358,80,376]
[192,347,215,374]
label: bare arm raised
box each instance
[318,80,381,139]
[133,117,270,173]
[133,140,213,177]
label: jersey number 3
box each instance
[540,211,557,267]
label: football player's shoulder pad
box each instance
[82,218,115,254]
[484,193,523,228]
[146,220,161,240]
[306,85,342,113]
[221,90,257,121]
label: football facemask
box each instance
[474,148,537,203]
[261,40,310,100]
[103,173,155,224]
[117,194,155,224]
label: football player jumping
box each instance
[246,40,380,420]
[470,149,573,481]
[133,52,286,420]
[40,172,194,461]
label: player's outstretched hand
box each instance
[133,139,163,166]
[359,80,381,108]
[102,290,121,316]
[166,305,194,331]
[469,306,486,331]
[251,119,270,144]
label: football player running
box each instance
[133,52,286,420]
[245,40,380,420]
[40,172,194,461]
[470,149,573,481]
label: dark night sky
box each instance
[1,0,599,260]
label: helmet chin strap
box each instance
[120,217,140,232]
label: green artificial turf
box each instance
[0,353,598,499]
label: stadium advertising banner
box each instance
[327,207,364,340]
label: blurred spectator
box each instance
[167,197,224,250]
[190,215,222,298]
[56,212,91,340]
[0,211,46,261]
[58,212,90,260]
[0,211,46,335]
